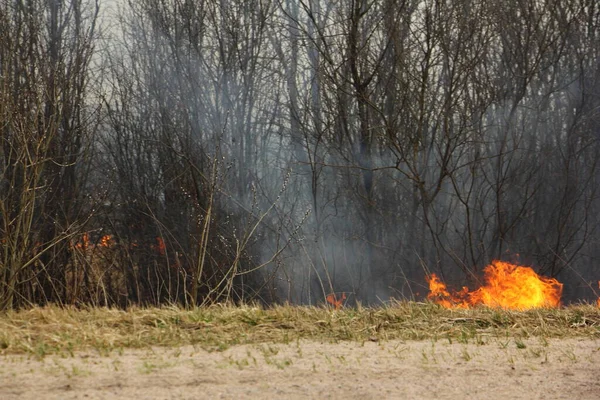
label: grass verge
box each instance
[0,302,598,357]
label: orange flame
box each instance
[427,261,563,310]
[597,281,600,307]
[99,235,114,247]
[74,233,115,249]
[326,293,346,310]
[74,233,90,250]
[155,237,166,256]
[427,274,470,308]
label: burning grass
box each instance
[426,261,564,310]
[0,302,599,358]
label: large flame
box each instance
[427,261,563,310]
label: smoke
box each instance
[100,0,600,307]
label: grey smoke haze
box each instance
[95,0,600,306]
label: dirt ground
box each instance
[1,337,599,399]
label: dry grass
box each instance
[0,302,599,358]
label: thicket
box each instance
[1,0,600,309]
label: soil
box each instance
[1,337,599,399]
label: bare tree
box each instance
[0,0,99,309]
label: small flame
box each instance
[326,293,346,310]
[155,237,166,255]
[74,233,90,250]
[427,260,563,310]
[74,233,115,249]
[427,274,470,308]
[597,281,600,307]
[99,235,114,247]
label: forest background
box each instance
[1,0,600,309]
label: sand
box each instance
[1,337,599,399]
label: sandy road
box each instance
[1,338,599,399]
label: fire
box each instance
[427,274,470,308]
[74,233,90,250]
[153,237,166,256]
[326,293,346,310]
[426,260,563,310]
[99,235,114,247]
[74,233,114,249]
[597,281,600,307]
